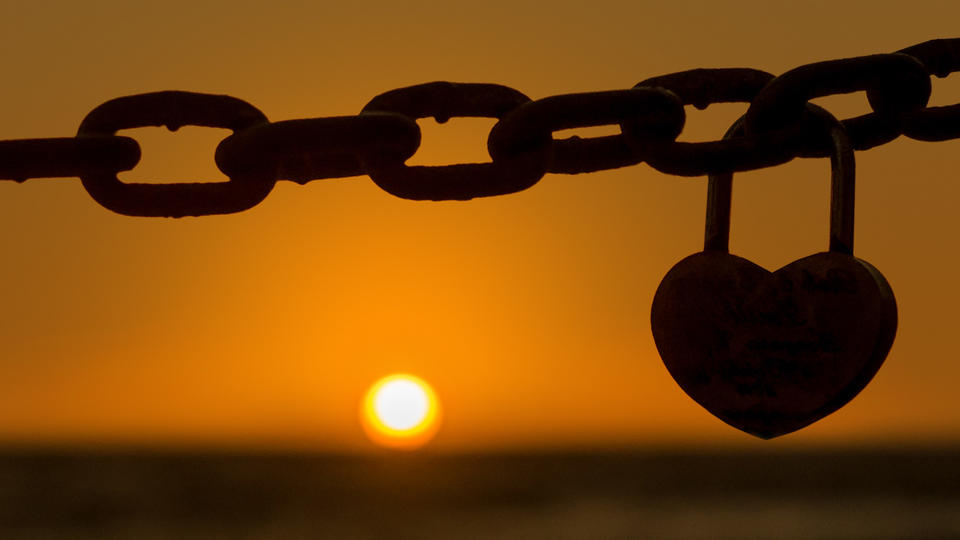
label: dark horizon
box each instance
[3,447,958,539]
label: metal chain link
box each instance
[76,91,274,217]
[0,38,958,217]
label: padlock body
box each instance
[650,251,897,438]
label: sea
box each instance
[1,447,958,539]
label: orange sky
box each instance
[1,1,959,452]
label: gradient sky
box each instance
[1,1,959,452]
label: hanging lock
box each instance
[650,106,897,439]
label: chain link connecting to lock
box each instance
[0,39,957,217]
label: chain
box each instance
[1,38,958,218]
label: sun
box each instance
[361,374,441,449]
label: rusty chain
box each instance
[0,38,958,217]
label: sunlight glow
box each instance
[361,374,440,449]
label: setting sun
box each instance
[361,374,441,449]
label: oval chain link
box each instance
[215,112,420,184]
[744,53,932,152]
[487,87,685,174]
[77,91,275,217]
[358,81,551,200]
[629,68,797,177]
[0,136,139,182]
[897,38,960,141]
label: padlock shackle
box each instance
[828,115,856,255]
[704,105,855,255]
[703,117,741,253]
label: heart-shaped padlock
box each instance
[650,107,897,439]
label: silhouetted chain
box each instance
[0,38,957,217]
